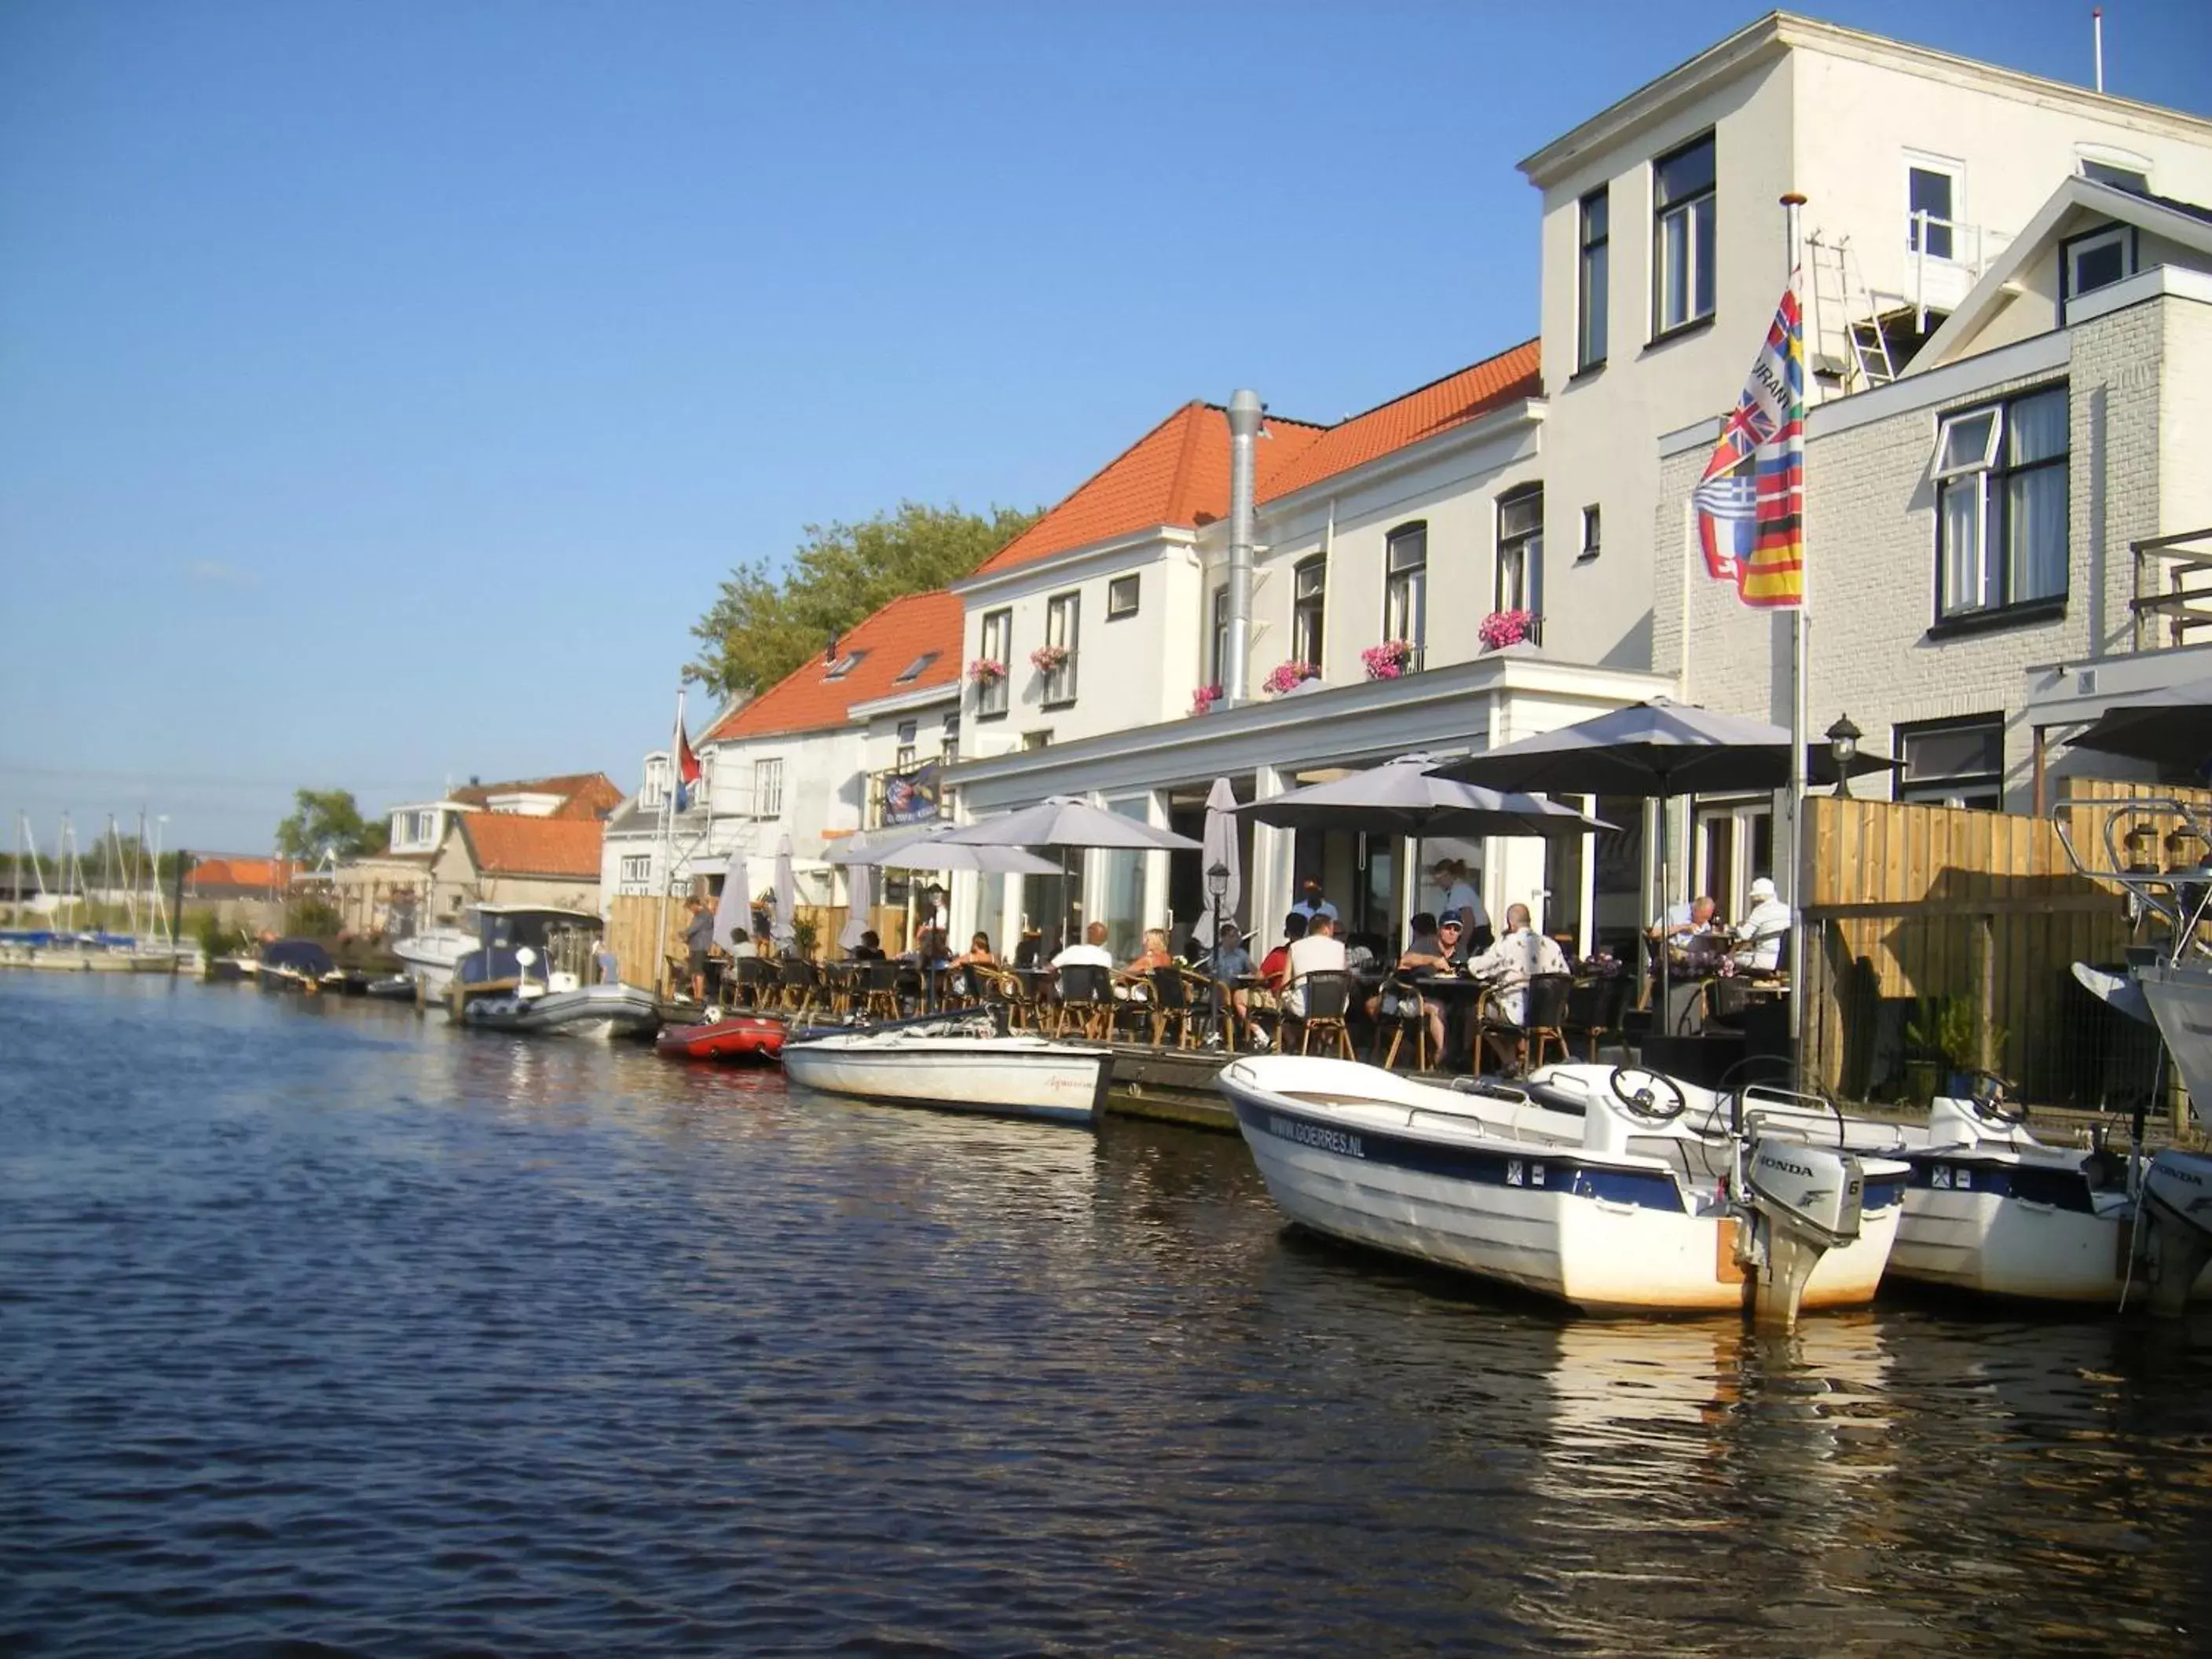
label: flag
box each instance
[1691,273,1804,609]
[672,695,702,812]
[881,760,940,826]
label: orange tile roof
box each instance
[1258,340,1543,502]
[449,771,623,819]
[704,589,965,743]
[971,402,1329,577]
[188,855,297,892]
[456,814,604,880]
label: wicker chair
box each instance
[1478,972,1573,1074]
[1563,974,1634,1061]
[858,960,903,1020]
[1373,972,1433,1072]
[1284,969,1357,1059]
[730,956,778,1012]
[777,958,823,1020]
[1054,963,1113,1040]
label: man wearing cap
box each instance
[1734,877,1793,973]
[1430,858,1491,955]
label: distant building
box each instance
[425,814,605,921]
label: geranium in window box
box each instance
[1263,660,1320,697]
[966,657,1006,684]
[1478,609,1538,651]
[1361,640,1414,681]
[1190,683,1223,716]
[1029,643,1070,673]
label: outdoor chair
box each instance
[1478,972,1573,1075]
[730,956,778,1012]
[1143,964,1199,1049]
[972,965,1038,1031]
[1373,972,1433,1072]
[859,960,903,1020]
[1054,963,1114,1040]
[1563,974,1635,1061]
[777,958,824,1020]
[1284,969,1357,1059]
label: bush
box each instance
[284,898,343,939]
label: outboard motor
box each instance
[1740,1137,1866,1330]
[2139,1148,2212,1317]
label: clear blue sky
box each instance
[4,1,2207,854]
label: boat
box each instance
[1217,1055,1909,1324]
[655,1012,786,1061]
[364,973,419,1001]
[256,938,334,992]
[781,1012,1111,1126]
[393,903,599,995]
[460,980,662,1038]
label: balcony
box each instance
[2131,528,2212,654]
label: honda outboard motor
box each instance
[1741,1137,1866,1329]
[2140,1148,2212,1317]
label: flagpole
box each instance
[1782,192,1811,1075]
[656,685,683,1002]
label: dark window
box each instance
[1577,188,1610,370]
[977,608,1011,717]
[1897,715,2005,810]
[1579,503,1602,561]
[1106,573,1140,620]
[1934,386,2067,621]
[893,651,939,684]
[1653,134,1716,335]
[1291,557,1326,666]
[2080,158,2150,193]
[1384,523,1427,665]
[1907,165,1955,260]
[823,648,867,681]
[1209,585,1229,687]
[1495,487,1543,615]
[2065,225,2133,298]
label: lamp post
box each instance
[1206,859,1230,1045]
[1826,713,1862,798]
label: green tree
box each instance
[275,789,388,862]
[687,500,1041,700]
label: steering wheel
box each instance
[1962,1068,2028,1128]
[1609,1065,1688,1123]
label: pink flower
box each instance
[1028,643,1069,673]
[1478,610,1537,652]
[1361,641,1413,681]
[966,657,1006,683]
[1190,683,1223,715]
[1263,660,1319,696]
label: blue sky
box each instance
[4,1,2208,854]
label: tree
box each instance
[687,500,1042,701]
[275,789,388,862]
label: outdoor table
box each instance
[1412,972,1489,1072]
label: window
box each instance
[823,649,867,680]
[1652,134,1716,335]
[896,719,918,773]
[940,711,959,762]
[1383,522,1427,664]
[1021,731,1052,752]
[1291,556,1327,666]
[1106,573,1140,620]
[1934,386,2067,621]
[1906,160,1958,261]
[1898,715,2005,810]
[1209,585,1229,687]
[619,854,651,888]
[753,758,785,819]
[977,608,1011,717]
[1579,504,1602,562]
[1495,488,1543,616]
[1577,187,1610,370]
[2078,152,2151,193]
[2065,225,2134,298]
[893,651,939,684]
[641,756,668,810]
[1042,591,1079,705]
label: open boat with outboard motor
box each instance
[781,1009,1111,1126]
[1216,1055,1907,1324]
[655,1011,786,1061]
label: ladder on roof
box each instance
[1804,232,1898,394]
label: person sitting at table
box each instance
[1127,927,1174,972]
[1011,925,1044,970]
[945,931,996,998]
[1467,903,1569,1074]
[1366,911,1451,1059]
[848,929,886,963]
[1732,877,1793,974]
[1282,913,1346,1018]
[1258,912,1306,993]
[1052,921,1114,970]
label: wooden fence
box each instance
[599,894,910,994]
[1799,780,2206,1111]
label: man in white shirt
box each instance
[1430,859,1490,950]
[1467,904,1570,1071]
[1288,880,1339,926]
[1282,914,1348,1016]
[1734,877,1793,973]
[1052,921,1115,970]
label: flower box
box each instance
[1361,640,1414,681]
[1263,660,1320,697]
[966,658,1006,684]
[1029,643,1070,673]
[1478,610,1538,652]
[1190,683,1223,716]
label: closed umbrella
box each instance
[771,836,798,953]
[710,842,749,953]
[2065,676,2212,769]
[839,862,874,951]
[1190,777,1243,950]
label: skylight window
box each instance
[823,649,869,680]
[894,651,940,684]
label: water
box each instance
[4,976,2211,1656]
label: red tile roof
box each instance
[449,772,622,819]
[456,814,604,881]
[1258,341,1544,502]
[704,589,964,743]
[187,855,297,892]
[971,402,1329,577]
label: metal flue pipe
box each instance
[1223,389,1262,708]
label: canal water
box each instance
[5,975,2211,1655]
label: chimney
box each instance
[1223,389,1262,707]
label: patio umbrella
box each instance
[1237,753,1613,838]
[771,835,798,951]
[839,861,874,950]
[2065,676,2212,770]
[935,795,1200,853]
[1190,777,1243,950]
[710,842,750,953]
[1431,698,1894,796]
[827,820,1060,875]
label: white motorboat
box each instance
[394,903,599,995]
[782,1013,1111,1126]
[1218,1055,1907,1324]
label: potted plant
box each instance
[1029,643,1069,674]
[1478,609,1537,651]
[1361,640,1413,681]
[1263,659,1319,696]
[1190,683,1222,715]
[1903,994,2007,1102]
[966,657,1006,685]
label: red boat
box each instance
[654,1013,786,1062]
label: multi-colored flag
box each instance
[1691,274,1804,609]
[671,695,703,812]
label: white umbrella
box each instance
[935,794,1200,852]
[1190,777,1242,950]
[771,835,798,951]
[710,842,750,952]
[828,820,1059,875]
[839,861,874,950]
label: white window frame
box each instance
[2065,225,2135,300]
[1495,488,1543,616]
[640,755,668,811]
[1383,522,1428,663]
[753,757,785,820]
[619,854,652,889]
[1576,186,1609,371]
[1903,151,1964,262]
[1932,389,2068,621]
[1652,133,1716,336]
[1579,504,1602,562]
[1042,591,1079,706]
[977,608,1011,717]
[1105,573,1140,621]
[2076,144,2152,194]
[1291,556,1327,666]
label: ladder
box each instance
[1804,232,1898,393]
